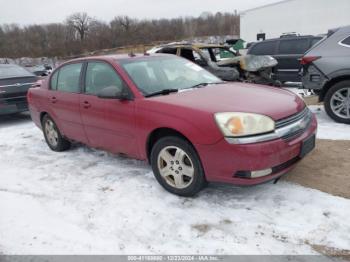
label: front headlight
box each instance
[214,112,275,137]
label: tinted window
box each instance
[250,41,277,55]
[278,39,309,54]
[50,71,59,90]
[85,62,124,95]
[56,63,82,93]
[340,36,350,46]
[311,37,322,47]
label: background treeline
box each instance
[0,12,240,58]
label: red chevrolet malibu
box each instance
[27,54,317,196]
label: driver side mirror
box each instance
[97,86,130,100]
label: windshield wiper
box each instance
[189,82,225,89]
[190,83,210,89]
[145,89,179,98]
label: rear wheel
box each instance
[324,81,350,124]
[150,136,207,197]
[42,115,71,151]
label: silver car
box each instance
[302,25,350,124]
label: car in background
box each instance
[28,54,317,196]
[148,43,240,81]
[0,64,37,115]
[301,25,350,124]
[26,64,53,77]
[248,34,323,83]
[148,43,280,86]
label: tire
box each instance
[324,80,350,124]
[311,89,321,96]
[42,114,71,151]
[150,136,207,197]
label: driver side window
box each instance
[85,62,125,95]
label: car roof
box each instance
[60,53,175,65]
[253,35,320,44]
[156,43,228,49]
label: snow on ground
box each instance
[0,112,350,255]
[285,87,314,98]
[309,105,350,140]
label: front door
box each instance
[79,61,138,157]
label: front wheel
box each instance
[42,115,71,151]
[324,81,350,124]
[150,136,207,197]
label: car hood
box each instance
[143,83,305,121]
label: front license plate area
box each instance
[300,134,316,158]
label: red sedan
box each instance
[27,54,317,196]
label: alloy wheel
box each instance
[45,119,59,147]
[330,87,350,119]
[157,146,194,189]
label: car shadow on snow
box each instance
[0,112,32,127]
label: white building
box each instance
[240,0,350,43]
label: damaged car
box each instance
[148,42,280,86]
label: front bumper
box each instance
[195,114,317,186]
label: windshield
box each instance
[119,56,222,96]
[0,64,34,79]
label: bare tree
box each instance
[66,12,92,41]
[0,11,240,58]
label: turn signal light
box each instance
[226,117,244,135]
[300,56,321,65]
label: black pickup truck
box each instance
[0,64,37,115]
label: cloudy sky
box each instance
[0,0,281,25]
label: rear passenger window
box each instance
[340,36,350,47]
[250,41,277,55]
[278,39,309,54]
[56,63,83,93]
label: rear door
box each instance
[274,38,310,82]
[79,61,138,157]
[47,62,88,143]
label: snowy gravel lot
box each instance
[0,106,350,255]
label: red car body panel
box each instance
[28,55,317,186]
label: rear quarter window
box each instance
[249,41,277,55]
[340,36,350,47]
[278,38,309,54]
[50,71,59,90]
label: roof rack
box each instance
[280,32,299,38]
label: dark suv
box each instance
[248,35,322,83]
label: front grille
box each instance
[275,107,309,129]
[275,107,312,141]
